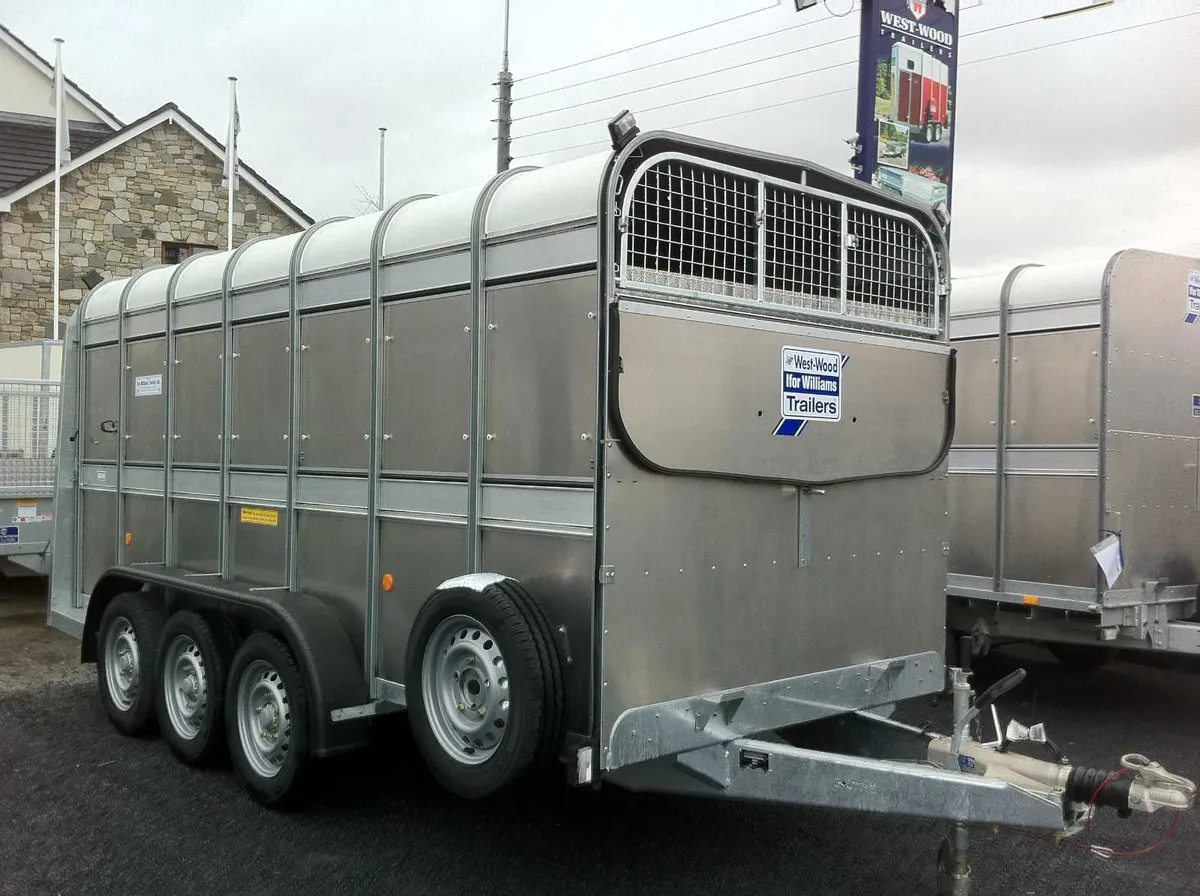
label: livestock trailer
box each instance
[49,127,1191,886]
[891,42,948,144]
[0,339,62,578]
[947,250,1200,660]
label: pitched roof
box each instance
[0,23,123,129]
[0,114,112,192]
[0,103,313,227]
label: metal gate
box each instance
[0,379,61,575]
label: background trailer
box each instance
[0,339,61,578]
[947,250,1200,660]
[49,128,1192,887]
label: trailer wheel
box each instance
[924,122,935,143]
[226,633,310,808]
[156,611,229,766]
[406,581,563,799]
[1047,643,1119,669]
[96,592,165,736]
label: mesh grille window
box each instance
[625,161,757,301]
[621,157,939,335]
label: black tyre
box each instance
[225,632,310,808]
[1048,643,1119,669]
[924,122,935,143]
[156,611,230,766]
[96,592,166,736]
[405,580,563,799]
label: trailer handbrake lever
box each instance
[971,669,1025,716]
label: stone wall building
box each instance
[0,25,312,343]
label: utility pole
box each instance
[378,127,387,210]
[495,0,513,173]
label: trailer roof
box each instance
[950,255,1113,318]
[81,150,612,320]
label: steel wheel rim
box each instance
[236,659,291,779]
[104,616,139,712]
[422,614,510,765]
[163,634,208,740]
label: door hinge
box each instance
[598,565,616,585]
[942,542,951,556]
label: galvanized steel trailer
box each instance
[49,127,1192,882]
[0,339,62,578]
[947,250,1200,660]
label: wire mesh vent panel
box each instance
[0,382,60,496]
[621,157,939,334]
[624,160,757,301]
[763,186,841,315]
[845,206,937,330]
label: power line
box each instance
[518,15,852,102]
[517,33,857,123]
[517,1,788,83]
[512,10,1053,143]
[521,9,1197,159]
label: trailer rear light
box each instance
[381,573,395,593]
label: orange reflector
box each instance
[124,532,133,546]
[381,573,394,592]
[1022,594,1039,606]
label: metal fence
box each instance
[0,379,61,497]
[620,156,941,335]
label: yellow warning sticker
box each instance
[240,507,279,527]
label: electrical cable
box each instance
[519,20,853,102]
[512,9,1070,141]
[517,1,791,83]
[1083,769,1182,859]
[517,33,857,121]
[517,58,856,141]
[519,9,1197,159]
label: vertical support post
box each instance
[365,195,431,690]
[992,264,1038,592]
[495,0,513,173]
[285,219,348,589]
[839,200,850,315]
[114,270,150,566]
[754,179,766,304]
[162,257,196,568]
[218,239,262,579]
[72,295,90,607]
[467,168,531,571]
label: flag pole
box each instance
[52,37,64,339]
[378,127,386,210]
[226,77,237,251]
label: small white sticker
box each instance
[134,374,163,397]
[15,501,37,522]
[96,470,108,482]
[1090,533,1124,588]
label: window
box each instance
[162,242,217,265]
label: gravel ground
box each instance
[1,596,1197,896]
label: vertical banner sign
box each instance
[855,1,960,216]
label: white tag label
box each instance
[134,374,162,397]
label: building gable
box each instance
[0,119,305,342]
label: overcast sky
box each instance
[6,0,1198,276]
